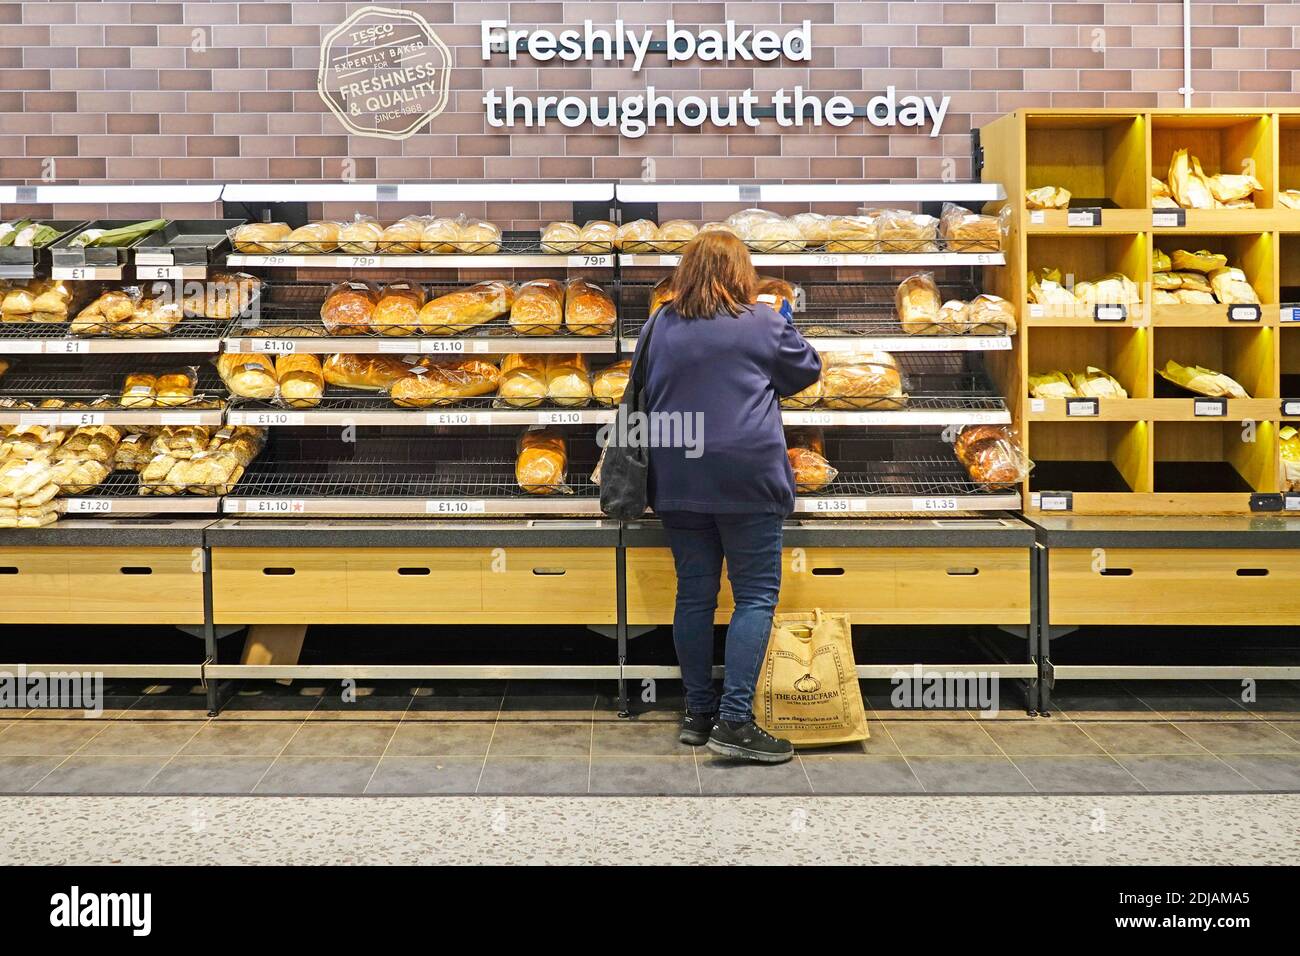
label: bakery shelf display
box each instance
[1023,112,1148,233]
[0,220,87,280]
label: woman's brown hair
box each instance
[668,230,758,320]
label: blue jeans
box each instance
[659,511,784,724]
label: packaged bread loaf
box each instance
[940,202,1003,252]
[967,294,1017,334]
[380,217,423,254]
[321,280,377,335]
[1158,359,1248,399]
[114,433,153,471]
[516,427,568,494]
[509,278,564,335]
[231,222,291,254]
[1171,249,1228,273]
[648,276,675,316]
[788,213,831,247]
[781,372,823,409]
[564,278,615,336]
[4,279,74,324]
[338,217,383,254]
[498,353,548,407]
[936,299,970,335]
[217,353,278,400]
[52,424,121,464]
[592,359,631,407]
[576,220,616,253]
[896,273,942,335]
[371,281,426,336]
[1208,267,1259,305]
[787,446,836,493]
[655,220,698,251]
[150,425,212,460]
[322,353,423,391]
[183,272,259,320]
[825,215,877,253]
[820,350,905,409]
[1168,149,1214,210]
[1281,426,1300,492]
[747,218,805,253]
[389,358,501,408]
[275,353,323,408]
[454,217,501,254]
[724,208,782,239]
[72,289,139,334]
[120,372,157,408]
[1025,186,1071,210]
[285,221,340,254]
[49,457,110,495]
[154,368,197,407]
[953,424,1030,489]
[418,280,515,335]
[615,219,657,253]
[420,217,460,253]
[546,353,591,407]
[876,210,938,253]
[540,221,581,254]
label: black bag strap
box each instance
[630,304,665,391]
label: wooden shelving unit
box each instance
[981,107,1300,515]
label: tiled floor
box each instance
[0,679,1297,796]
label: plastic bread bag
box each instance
[379,216,424,254]
[71,287,143,335]
[169,450,245,496]
[372,280,427,336]
[895,272,941,334]
[1158,359,1249,399]
[546,353,591,408]
[229,221,292,254]
[784,425,825,456]
[418,280,516,335]
[22,279,76,323]
[615,219,658,253]
[1070,366,1128,399]
[319,279,378,336]
[820,349,906,410]
[654,219,698,251]
[939,202,1007,253]
[1028,370,1078,399]
[1281,426,1300,492]
[497,353,548,408]
[787,446,838,493]
[1167,149,1214,209]
[936,299,970,335]
[120,371,158,408]
[824,215,878,253]
[216,352,278,400]
[1025,186,1071,210]
[338,214,384,254]
[453,215,502,254]
[788,213,831,248]
[967,294,1017,334]
[747,218,806,253]
[540,221,581,254]
[509,278,564,335]
[1170,249,1228,273]
[953,424,1032,490]
[876,210,938,253]
[151,366,199,407]
[1153,248,1172,272]
[275,353,324,409]
[389,358,501,408]
[516,426,571,495]
[724,208,783,240]
[49,457,110,495]
[1208,267,1259,305]
[182,272,261,321]
[151,425,214,460]
[592,359,631,407]
[420,217,460,253]
[284,221,342,254]
[563,278,615,336]
[322,352,424,391]
[121,290,184,337]
[575,220,617,253]
[114,432,154,472]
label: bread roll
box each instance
[509,279,564,335]
[593,359,631,406]
[372,281,426,336]
[788,213,831,247]
[285,221,340,254]
[455,219,501,254]
[418,280,515,335]
[781,374,823,409]
[954,424,1026,489]
[876,211,938,253]
[121,373,157,408]
[154,371,196,407]
[546,353,591,407]
[825,215,877,253]
[821,350,905,409]
[498,353,547,407]
[616,219,658,252]
[787,447,836,493]
[576,220,616,253]
[420,217,459,253]
[276,353,323,408]
[747,218,805,253]
[322,353,422,391]
[218,353,278,400]
[321,281,377,335]
[516,428,566,494]
[540,221,581,254]
[380,217,423,254]
[896,274,942,335]
[564,278,615,336]
[338,219,383,254]
[655,220,698,251]
[183,272,259,321]
[30,280,72,322]
[389,359,501,408]
[232,222,291,254]
[72,290,136,334]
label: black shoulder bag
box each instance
[599,307,662,520]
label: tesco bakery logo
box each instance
[318,5,452,140]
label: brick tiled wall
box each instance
[1,0,1298,190]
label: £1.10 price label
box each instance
[425,499,487,514]
[244,499,306,514]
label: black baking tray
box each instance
[0,220,88,274]
[134,219,245,267]
[50,219,168,269]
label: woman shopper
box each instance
[632,231,822,763]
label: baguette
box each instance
[322,353,423,391]
[417,280,515,335]
[389,359,501,408]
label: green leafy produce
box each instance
[0,220,31,247]
[70,219,166,248]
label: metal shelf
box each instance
[60,471,225,515]
[3,185,224,205]
[221,183,615,203]
[226,399,616,428]
[614,183,1006,203]
[0,358,227,425]
[225,232,615,268]
[620,251,1004,268]
[791,455,1020,514]
[0,319,227,355]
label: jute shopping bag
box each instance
[753,608,869,746]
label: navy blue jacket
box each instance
[632,302,822,515]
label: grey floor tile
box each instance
[253,756,379,794]
[487,721,591,756]
[601,696,684,723]
[384,721,495,757]
[982,721,1105,756]
[1077,721,1206,755]
[1217,755,1300,791]
[212,694,319,720]
[308,695,412,720]
[697,756,812,795]
[122,696,212,720]
[879,721,1001,756]
[180,721,302,757]
[0,755,64,792]
[1239,697,1300,720]
[1275,722,1300,744]
[18,697,139,720]
[145,756,276,794]
[906,756,1035,794]
[477,755,590,794]
[1112,755,1257,792]
[589,756,701,795]
[498,695,596,720]
[1050,695,1157,721]
[33,756,170,794]
[1172,721,1300,755]
[1010,756,1146,793]
[77,720,204,757]
[1146,697,1256,721]
[801,755,923,794]
[799,730,897,757]
[0,720,107,756]
[365,756,483,794]
[866,696,972,720]
[403,696,502,721]
[592,720,690,756]
[281,721,397,756]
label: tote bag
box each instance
[598,307,662,520]
[753,609,869,746]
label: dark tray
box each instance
[0,220,87,274]
[134,219,245,267]
[50,220,167,269]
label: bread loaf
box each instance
[896,273,941,335]
[1025,186,1071,210]
[820,350,905,409]
[825,215,877,253]
[546,353,591,407]
[592,359,631,406]
[655,220,698,251]
[648,276,675,316]
[276,353,323,408]
[418,280,515,335]
[540,221,581,254]
[936,299,970,335]
[372,281,426,336]
[454,218,501,255]
[787,447,836,493]
[576,220,616,253]
[380,217,423,254]
[940,203,1001,252]
[747,218,805,253]
[564,278,615,336]
[72,290,136,334]
[232,222,291,254]
[389,359,501,408]
[953,424,1026,489]
[420,217,460,253]
[218,353,278,400]
[338,219,383,254]
[30,280,73,322]
[877,211,938,253]
[498,353,548,407]
[121,372,157,408]
[321,281,377,335]
[183,272,258,320]
[516,428,566,494]
[967,294,1017,334]
[615,219,657,253]
[322,353,422,391]
[285,221,340,254]
[154,371,196,407]
[788,213,831,247]
[509,278,564,335]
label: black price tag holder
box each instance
[1282,399,1300,418]
[1152,208,1186,228]
[1193,397,1228,417]
[1093,303,1127,322]
[1250,493,1284,513]
[1037,491,1074,513]
[1227,304,1262,322]
[1066,397,1100,417]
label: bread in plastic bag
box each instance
[389,358,501,408]
[546,353,591,407]
[417,280,515,335]
[953,424,1031,490]
[967,294,1017,334]
[592,359,631,407]
[824,215,877,253]
[655,219,698,251]
[509,278,564,335]
[747,218,806,253]
[498,353,548,407]
[940,202,1006,252]
[285,221,341,254]
[896,272,942,334]
[231,222,291,254]
[217,352,277,400]
[321,280,378,335]
[338,215,383,254]
[574,220,615,253]
[564,278,615,336]
[380,217,424,254]
[615,219,658,253]
[820,349,906,409]
[540,221,581,254]
[877,210,938,253]
[276,353,323,408]
[516,427,570,494]
[420,217,460,253]
[372,280,427,336]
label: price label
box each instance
[1067,207,1101,227]
[1282,400,1300,417]
[425,499,487,514]
[252,339,296,353]
[261,255,287,266]
[245,499,306,514]
[1283,307,1300,324]
[785,411,834,426]
[349,256,378,268]
[1029,211,1045,224]
[159,412,203,425]
[66,267,87,280]
[1152,208,1186,228]
[64,498,113,514]
[45,339,89,354]
[1030,398,1046,413]
[1038,491,1073,512]
[1228,304,1261,323]
[137,266,187,280]
[1194,397,1228,417]
[423,339,466,353]
[814,255,841,267]
[1066,398,1099,418]
[809,497,852,513]
[17,414,58,427]
[426,411,474,426]
[1028,304,1044,318]
[60,411,104,426]
[538,410,582,425]
[240,411,304,426]
[914,497,959,512]
[577,255,608,267]
[1286,495,1300,512]
[2,341,43,354]
[1094,304,1127,322]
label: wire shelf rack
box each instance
[0,356,226,406]
[230,231,617,258]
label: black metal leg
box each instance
[201,547,221,716]
[1037,543,1052,717]
[616,544,630,717]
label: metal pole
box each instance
[615,543,630,717]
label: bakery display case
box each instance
[1150,233,1276,326]
[1023,112,1149,232]
[1149,111,1275,228]
[1025,233,1147,326]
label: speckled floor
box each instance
[1,794,1296,865]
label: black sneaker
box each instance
[707,719,794,763]
[679,711,717,746]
